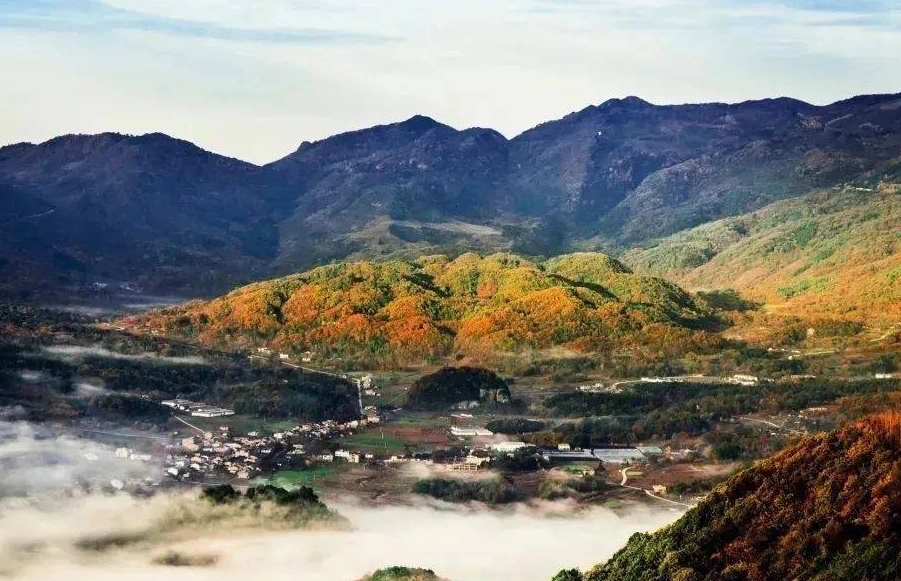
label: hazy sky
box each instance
[1,0,899,163]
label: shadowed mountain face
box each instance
[2,93,901,297]
[0,132,276,296]
[265,115,511,268]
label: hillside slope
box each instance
[579,413,901,581]
[622,185,901,324]
[124,252,719,368]
[265,116,516,266]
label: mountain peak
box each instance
[400,114,443,129]
[599,96,653,108]
[287,115,452,156]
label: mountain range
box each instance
[2,93,901,297]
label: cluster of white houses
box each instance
[161,399,235,418]
[254,346,314,363]
[412,441,672,473]
[450,426,494,437]
[729,374,761,386]
[447,424,672,467]
[163,413,382,481]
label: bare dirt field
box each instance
[625,461,740,490]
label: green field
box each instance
[262,465,340,489]
[338,430,408,454]
[389,415,450,428]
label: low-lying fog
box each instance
[0,421,158,497]
[47,295,187,317]
[2,498,680,581]
[41,344,207,365]
[0,421,683,581]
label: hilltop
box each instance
[622,185,901,326]
[356,567,446,581]
[4,93,901,297]
[123,252,719,369]
[572,413,901,581]
[406,366,511,410]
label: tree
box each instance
[551,569,584,581]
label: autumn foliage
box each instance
[127,252,719,368]
[624,188,901,326]
[584,413,901,581]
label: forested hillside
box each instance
[623,185,901,324]
[406,366,511,410]
[125,252,721,368]
[572,413,901,581]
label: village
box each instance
[84,343,899,506]
[142,365,834,500]
[155,414,680,484]
[160,409,384,482]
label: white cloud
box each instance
[1,493,682,581]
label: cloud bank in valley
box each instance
[41,344,207,365]
[0,422,682,581]
[1,496,681,581]
[0,421,158,497]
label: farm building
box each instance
[451,426,493,437]
[592,447,645,464]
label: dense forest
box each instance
[412,477,518,504]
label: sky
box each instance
[0,0,899,164]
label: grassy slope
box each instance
[622,186,901,324]
[125,252,719,368]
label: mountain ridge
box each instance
[7,92,901,164]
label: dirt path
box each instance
[618,467,693,509]
[173,415,206,435]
